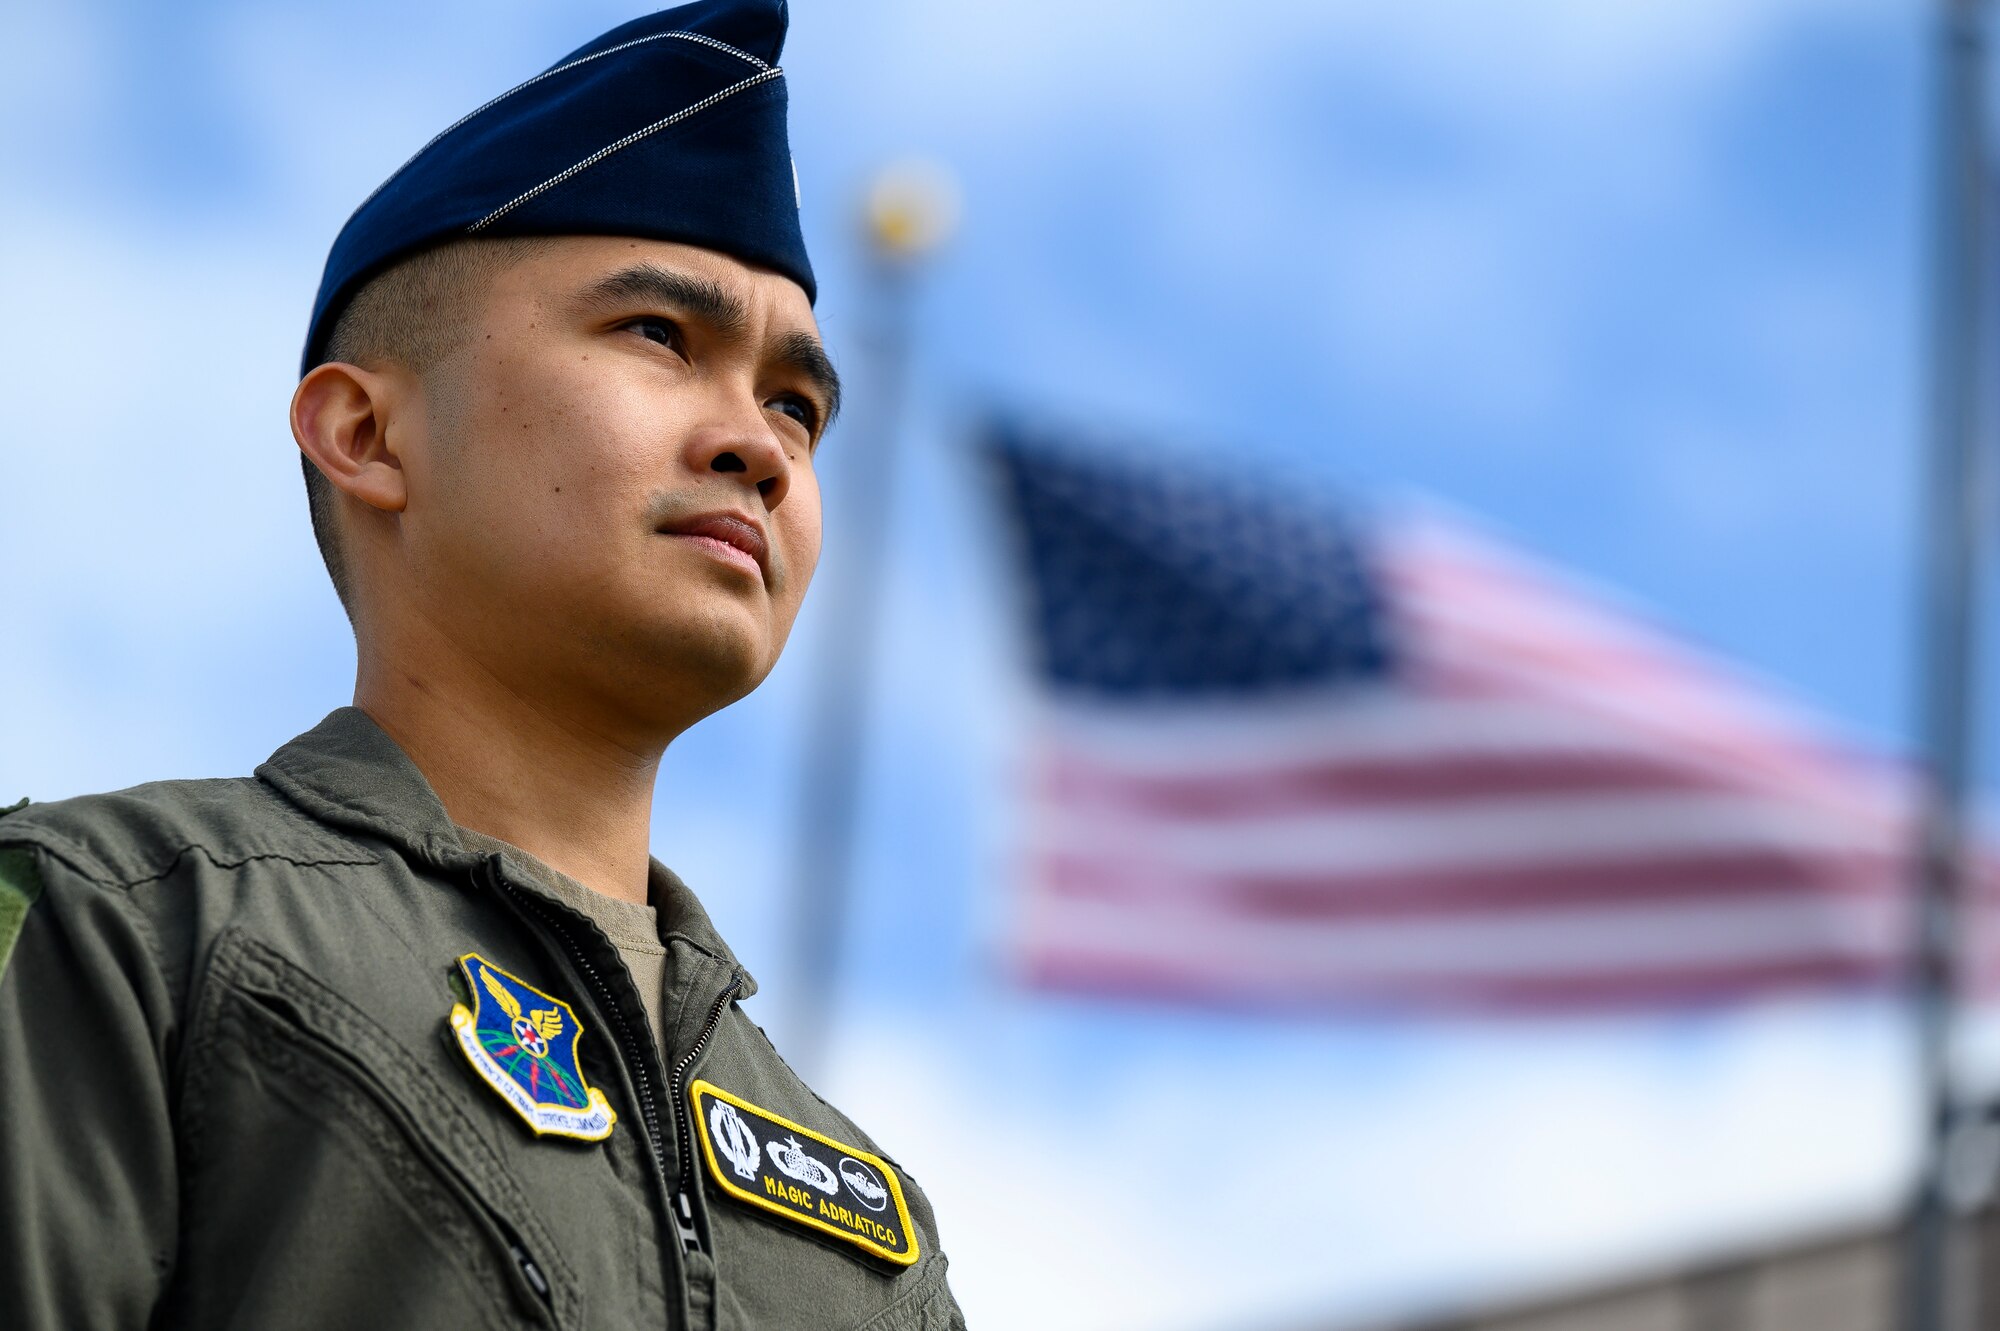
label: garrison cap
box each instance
[302,0,812,376]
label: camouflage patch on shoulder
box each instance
[0,847,45,980]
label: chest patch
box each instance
[690,1079,919,1267]
[449,954,616,1141]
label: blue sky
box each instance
[0,1,1980,1326]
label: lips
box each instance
[659,510,769,574]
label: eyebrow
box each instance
[573,262,842,431]
[773,329,842,430]
[574,263,748,337]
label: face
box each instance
[395,236,835,734]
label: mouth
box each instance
[658,510,769,576]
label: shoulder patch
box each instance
[690,1078,919,1267]
[0,847,46,979]
[449,953,617,1141]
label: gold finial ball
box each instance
[863,159,961,260]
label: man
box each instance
[0,2,965,1327]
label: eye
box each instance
[766,393,820,438]
[623,315,685,354]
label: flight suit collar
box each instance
[647,861,757,998]
[255,705,757,996]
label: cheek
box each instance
[477,356,667,509]
[780,476,824,585]
[429,364,660,592]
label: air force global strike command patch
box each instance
[690,1079,919,1267]
[449,954,616,1141]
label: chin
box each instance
[572,589,798,721]
[642,616,777,709]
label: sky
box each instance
[0,1,1985,1327]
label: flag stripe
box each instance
[1035,850,1906,918]
[1016,951,1901,1011]
[1043,746,1881,815]
[1019,892,1906,979]
[1032,790,1905,874]
[1034,691,1901,804]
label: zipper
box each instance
[669,974,743,1254]
[238,985,559,1323]
[485,860,741,1258]
[490,871,673,1186]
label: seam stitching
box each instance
[348,29,770,220]
[233,936,586,1309]
[0,826,118,886]
[113,845,378,893]
[467,67,782,233]
[3,810,378,894]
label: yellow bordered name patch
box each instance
[690,1079,919,1267]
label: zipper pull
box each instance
[673,1190,703,1255]
[511,1242,553,1307]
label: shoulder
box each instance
[0,774,377,893]
[0,774,395,1053]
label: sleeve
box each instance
[0,843,178,1331]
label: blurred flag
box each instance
[982,421,1918,1009]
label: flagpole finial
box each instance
[863,158,961,261]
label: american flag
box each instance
[984,421,1922,1009]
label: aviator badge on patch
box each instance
[449,953,616,1141]
[691,1079,919,1266]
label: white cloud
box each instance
[824,997,1913,1331]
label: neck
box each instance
[354,618,664,907]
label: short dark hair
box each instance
[301,236,555,618]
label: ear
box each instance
[291,362,411,514]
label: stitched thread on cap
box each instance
[351,30,771,220]
[466,68,784,233]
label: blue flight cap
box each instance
[302,0,813,376]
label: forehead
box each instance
[490,235,819,336]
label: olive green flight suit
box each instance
[0,707,964,1330]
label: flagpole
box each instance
[1908,1,1988,1327]
[785,162,959,1080]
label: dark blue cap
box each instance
[302,0,812,376]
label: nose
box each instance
[686,402,792,510]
